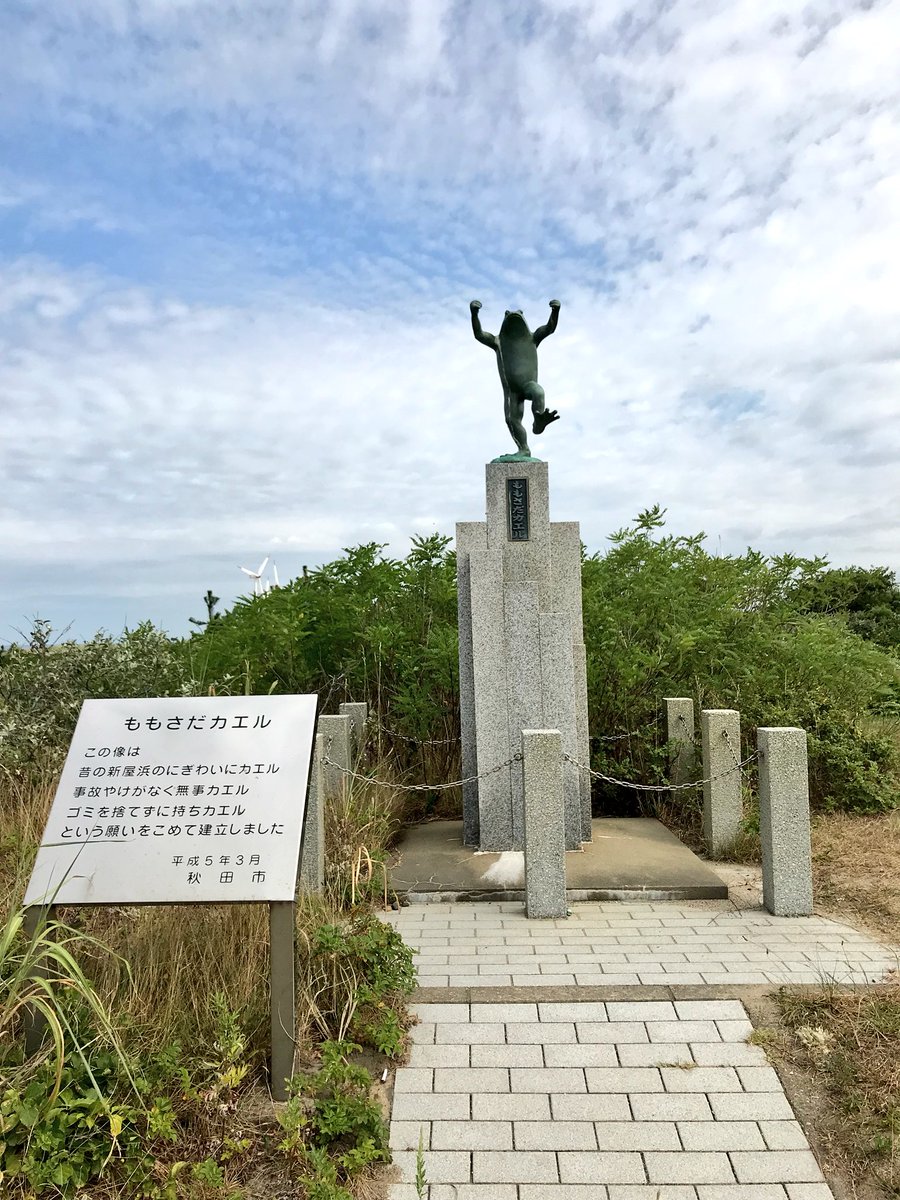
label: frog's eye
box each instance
[516,309,523,315]
[504,310,510,316]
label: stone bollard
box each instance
[701,709,742,857]
[664,697,696,787]
[299,731,325,892]
[758,728,813,916]
[317,713,351,803]
[522,729,567,919]
[339,702,369,759]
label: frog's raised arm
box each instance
[470,299,499,350]
[533,299,561,347]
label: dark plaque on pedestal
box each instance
[507,477,530,541]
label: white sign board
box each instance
[25,694,318,906]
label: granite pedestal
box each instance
[456,460,590,852]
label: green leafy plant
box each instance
[278,1040,389,1194]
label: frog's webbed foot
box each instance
[533,409,560,434]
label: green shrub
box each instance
[278,1040,389,1195]
[299,912,415,1054]
[582,507,900,815]
[0,619,196,776]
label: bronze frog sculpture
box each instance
[470,299,561,456]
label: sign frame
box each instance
[24,694,319,1101]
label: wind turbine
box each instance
[239,557,269,596]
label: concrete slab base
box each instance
[388,817,728,902]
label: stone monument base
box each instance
[388,818,728,902]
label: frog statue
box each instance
[469,299,561,458]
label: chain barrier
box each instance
[722,727,746,772]
[563,750,759,794]
[676,711,701,747]
[322,752,521,793]
[372,719,457,747]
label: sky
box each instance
[2,0,900,643]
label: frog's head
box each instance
[500,309,530,336]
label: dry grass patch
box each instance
[812,811,900,945]
[768,983,900,1200]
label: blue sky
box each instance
[3,0,900,642]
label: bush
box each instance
[0,620,196,777]
[185,536,460,764]
[582,507,900,815]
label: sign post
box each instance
[24,694,318,1101]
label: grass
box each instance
[770,983,900,1199]
[811,810,900,944]
[0,752,414,1198]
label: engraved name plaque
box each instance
[507,477,530,541]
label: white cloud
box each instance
[2,1,900,636]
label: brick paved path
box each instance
[383,902,898,1199]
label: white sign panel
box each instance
[25,694,318,906]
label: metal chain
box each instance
[677,712,701,747]
[597,730,644,743]
[722,727,744,771]
[564,750,759,793]
[372,719,457,747]
[321,752,521,793]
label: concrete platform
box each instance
[388,817,728,902]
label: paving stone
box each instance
[690,1042,769,1067]
[511,1066,587,1092]
[675,1002,748,1021]
[470,1002,538,1021]
[677,1121,766,1151]
[389,1121,430,1150]
[392,1149,471,1183]
[472,1093,551,1121]
[411,1022,436,1044]
[696,1188,788,1200]
[575,973,643,985]
[709,1093,796,1122]
[649,1021,722,1042]
[518,973,578,985]
[431,1120,512,1150]
[630,1093,714,1121]
[515,1119,597,1150]
[737,1067,783,1091]
[645,1152,735,1184]
[546,1043,619,1067]
[436,1023,506,1044]
[731,1151,824,1183]
[558,1151,645,1184]
[606,1001,678,1021]
[409,1043,470,1068]
[520,1187,609,1200]
[640,973,707,985]
[594,1121,680,1151]
[391,1093,470,1120]
[471,1042,544,1067]
[784,1186,835,1200]
[552,1094,633,1122]
[760,1121,811,1150]
[585,1067,663,1093]
[608,1188,697,1200]
[717,1019,755,1041]
[617,1042,694,1067]
[661,1066,742,1092]
[393,1068,433,1092]
[539,1002,609,1021]
[578,1021,650,1043]
[473,1150,559,1182]
[434,1068,509,1093]
[508,1020,577,1042]
[428,1187,520,1200]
